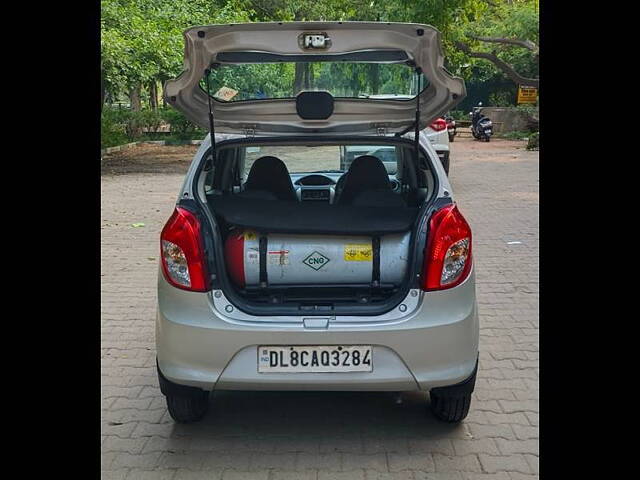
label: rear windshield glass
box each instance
[242,144,400,176]
[201,62,428,102]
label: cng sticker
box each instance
[302,251,330,271]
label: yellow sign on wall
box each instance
[517,85,538,104]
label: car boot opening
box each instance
[195,138,438,315]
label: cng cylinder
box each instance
[224,230,411,287]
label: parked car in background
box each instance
[158,22,477,425]
[342,94,452,174]
[339,144,398,174]
[426,117,451,174]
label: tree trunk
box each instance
[455,40,539,88]
[101,74,106,112]
[100,60,106,112]
[369,63,380,95]
[302,63,311,90]
[129,84,142,111]
[159,79,166,107]
[149,80,158,110]
[294,63,304,94]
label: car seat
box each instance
[241,156,298,202]
[335,155,404,207]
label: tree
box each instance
[452,0,539,88]
[243,0,375,93]
[101,0,252,109]
[101,0,538,108]
[454,37,538,88]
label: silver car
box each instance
[157,22,479,424]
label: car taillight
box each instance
[429,118,448,132]
[422,204,472,290]
[160,207,210,292]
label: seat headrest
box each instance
[337,155,391,205]
[244,156,297,202]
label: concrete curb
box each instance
[101,140,203,160]
[101,142,139,156]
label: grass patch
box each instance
[526,132,539,150]
[139,132,206,143]
[496,130,530,140]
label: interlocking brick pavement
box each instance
[101,137,539,479]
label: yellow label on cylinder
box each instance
[344,244,373,261]
[243,230,257,241]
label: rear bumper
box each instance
[156,268,479,392]
[432,143,449,154]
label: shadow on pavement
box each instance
[166,390,463,448]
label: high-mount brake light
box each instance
[422,204,472,290]
[160,207,210,292]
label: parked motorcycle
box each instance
[469,102,493,142]
[444,114,456,142]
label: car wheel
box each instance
[166,390,210,423]
[430,392,472,423]
[428,360,477,423]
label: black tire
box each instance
[166,390,210,423]
[429,360,477,423]
[430,392,472,423]
[484,136,491,142]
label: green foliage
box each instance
[489,90,515,107]
[101,0,539,124]
[449,110,468,121]
[202,61,421,100]
[515,104,539,116]
[160,109,205,139]
[526,131,539,150]
[101,107,130,148]
[498,130,530,140]
[451,0,539,82]
[101,0,252,102]
[101,106,205,148]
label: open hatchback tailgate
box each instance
[164,22,466,136]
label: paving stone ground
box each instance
[101,136,539,480]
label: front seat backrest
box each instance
[243,156,298,202]
[336,155,391,206]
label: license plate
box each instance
[258,345,373,373]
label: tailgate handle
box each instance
[303,317,330,329]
